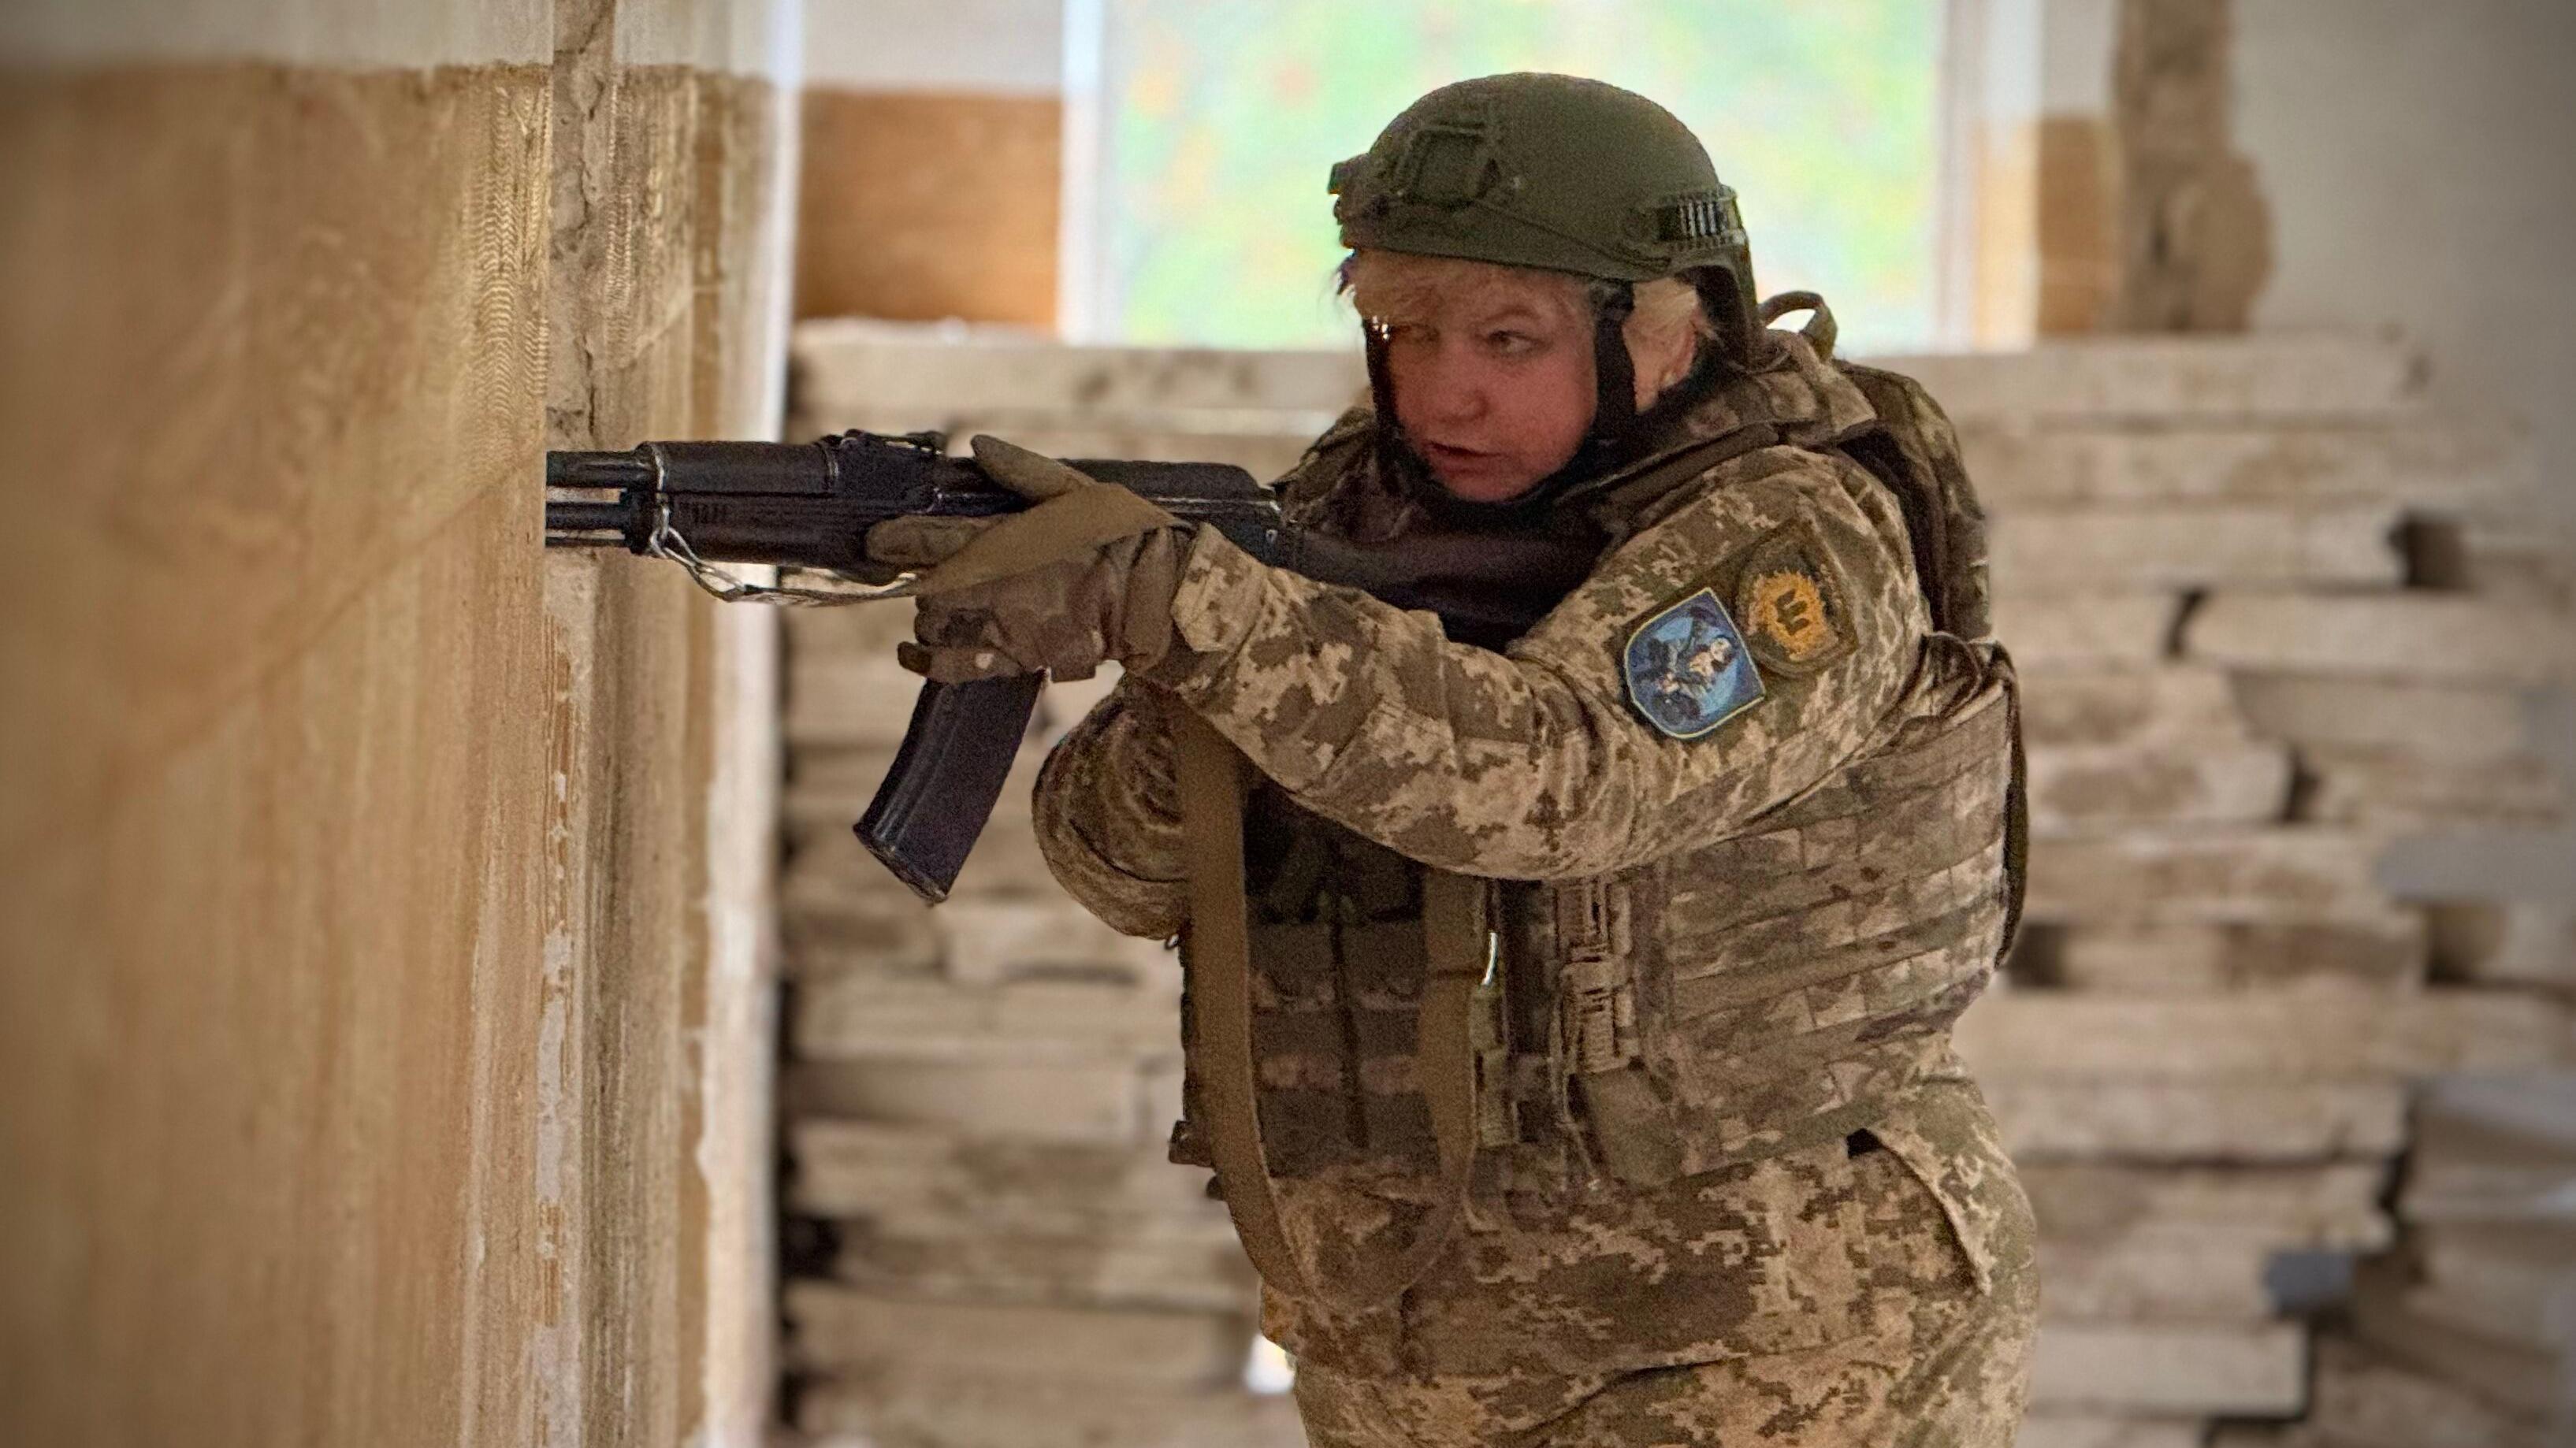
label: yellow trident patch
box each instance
[1744,568,1836,664]
[1730,525,1852,674]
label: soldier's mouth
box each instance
[1422,440,1499,468]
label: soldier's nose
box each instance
[1418,366,1486,423]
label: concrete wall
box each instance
[0,2,790,1444]
[792,0,1061,325]
[2236,1,2576,525]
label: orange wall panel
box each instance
[794,87,1060,327]
[2036,114,2118,336]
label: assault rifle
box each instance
[543,429,1599,902]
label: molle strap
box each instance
[1551,875,1679,1186]
[1416,871,1488,1193]
[1470,941,1518,1150]
[1555,878,1638,1075]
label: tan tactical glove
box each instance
[864,436,1191,683]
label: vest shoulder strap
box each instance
[1831,361,1995,642]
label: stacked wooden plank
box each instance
[2355,1077,2576,1435]
[2210,1078,2576,1448]
[1909,338,2576,1448]
[775,325,2574,1446]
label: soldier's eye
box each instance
[1486,330,1539,355]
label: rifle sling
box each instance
[1173,710,1482,1314]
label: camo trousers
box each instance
[1286,1133,2040,1448]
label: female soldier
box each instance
[871,72,2038,1448]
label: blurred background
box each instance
[2,2,2570,1446]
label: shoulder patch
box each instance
[1623,589,1768,740]
[1732,525,1853,675]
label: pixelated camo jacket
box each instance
[1028,334,2034,1386]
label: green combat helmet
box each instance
[1330,72,1763,444]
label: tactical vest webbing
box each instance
[1173,658,2014,1191]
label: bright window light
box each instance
[1071,0,1943,354]
[1243,1333,1297,1394]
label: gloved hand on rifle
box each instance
[864,436,1194,683]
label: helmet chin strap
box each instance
[1364,320,1401,446]
[1586,280,1637,445]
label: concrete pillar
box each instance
[0,2,791,1444]
[2108,0,2271,330]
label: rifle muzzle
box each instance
[544,447,656,551]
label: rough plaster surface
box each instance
[0,0,794,74]
[614,0,802,75]
[0,0,552,67]
[0,4,786,1442]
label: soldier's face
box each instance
[1381,288,1596,503]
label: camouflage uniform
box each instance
[1032,332,2039,1446]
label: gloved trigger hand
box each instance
[920,436,1180,595]
[859,435,1180,592]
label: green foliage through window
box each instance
[1091,0,1940,353]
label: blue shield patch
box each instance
[1623,588,1767,740]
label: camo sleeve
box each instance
[1142,446,1931,881]
[1030,679,1192,939]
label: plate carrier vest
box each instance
[1167,332,2028,1312]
